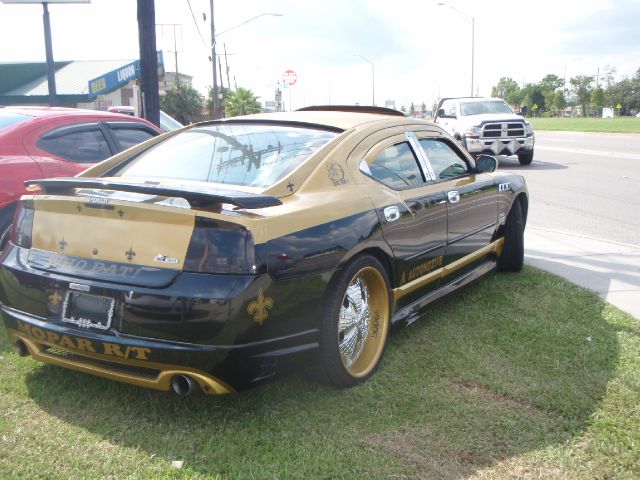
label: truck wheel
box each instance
[518,150,534,165]
[497,201,524,272]
[317,255,391,388]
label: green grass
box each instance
[530,117,640,133]
[1,267,638,479]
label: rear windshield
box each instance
[115,123,338,188]
[460,101,513,116]
[0,112,33,132]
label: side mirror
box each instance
[476,155,498,173]
[436,108,446,118]
[518,105,528,117]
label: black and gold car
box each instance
[0,106,528,395]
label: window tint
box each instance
[37,128,112,163]
[441,100,457,116]
[362,142,424,189]
[419,139,469,180]
[115,124,338,188]
[111,127,155,151]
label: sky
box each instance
[1,0,639,111]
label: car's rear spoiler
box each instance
[24,178,282,209]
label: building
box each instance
[0,52,174,113]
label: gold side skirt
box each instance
[393,237,504,302]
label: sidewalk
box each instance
[524,226,640,319]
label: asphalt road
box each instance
[500,131,640,245]
[499,131,640,318]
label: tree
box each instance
[160,84,203,124]
[570,75,594,117]
[409,102,416,116]
[520,84,546,115]
[223,87,262,117]
[206,85,231,117]
[491,77,521,106]
[590,87,605,116]
[605,68,640,115]
[538,74,564,93]
[600,65,617,89]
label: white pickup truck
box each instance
[434,97,535,165]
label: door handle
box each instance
[447,191,460,204]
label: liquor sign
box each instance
[87,51,164,99]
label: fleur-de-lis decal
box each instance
[247,288,273,325]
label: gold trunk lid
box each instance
[30,195,196,270]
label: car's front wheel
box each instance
[318,255,391,388]
[497,201,524,272]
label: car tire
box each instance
[518,150,534,165]
[317,255,391,388]
[497,200,524,272]
[0,205,15,255]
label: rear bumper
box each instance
[0,245,325,393]
[465,135,534,156]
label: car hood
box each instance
[457,113,526,127]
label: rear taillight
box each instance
[10,200,35,249]
[184,217,256,274]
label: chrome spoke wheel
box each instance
[334,264,390,379]
[338,277,370,368]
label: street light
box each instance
[208,4,282,119]
[354,54,375,106]
[438,2,474,97]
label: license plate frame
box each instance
[61,291,115,330]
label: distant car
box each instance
[0,106,162,249]
[108,106,184,132]
[434,97,535,165]
[0,106,528,396]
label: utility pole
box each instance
[42,2,57,106]
[137,0,160,127]
[209,0,220,119]
[156,24,182,88]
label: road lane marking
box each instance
[536,145,640,160]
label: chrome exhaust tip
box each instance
[171,375,198,396]
[15,340,29,357]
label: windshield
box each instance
[115,123,338,188]
[460,100,513,116]
[0,112,32,132]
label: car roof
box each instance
[218,110,432,131]
[0,105,144,120]
[0,106,162,133]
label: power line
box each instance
[186,0,207,48]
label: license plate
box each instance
[61,291,115,330]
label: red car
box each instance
[0,106,162,247]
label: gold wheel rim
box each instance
[337,266,389,378]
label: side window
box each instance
[441,100,457,117]
[361,141,425,189]
[110,127,156,151]
[37,128,112,163]
[419,139,469,180]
